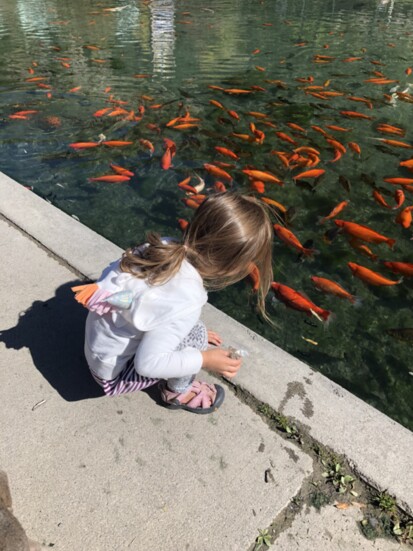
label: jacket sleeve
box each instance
[134,308,204,379]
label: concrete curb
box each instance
[1,170,412,515]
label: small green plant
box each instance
[253,528,272,550]
[321,461,356,494]
[372,491,396,513]
[257,404,299,439]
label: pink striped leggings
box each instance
[89,321,208,397]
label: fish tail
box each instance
[303,247,320,257]
[387,238,396,249]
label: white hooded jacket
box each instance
[84,256,208,380]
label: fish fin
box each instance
[387,238,396,249]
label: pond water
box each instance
[0,0,412,429]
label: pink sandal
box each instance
[159,380,225,414]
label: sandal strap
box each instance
[162,380,217,408]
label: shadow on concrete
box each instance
[0,280,104,401]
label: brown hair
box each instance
[120,192,274,321]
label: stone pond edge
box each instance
[0,170,412,516]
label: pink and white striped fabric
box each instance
[90,359,159,397]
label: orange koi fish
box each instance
[383,261,413,277]
[326,138,346,154]
[364,78,398,84]
[378,140,413,149]
[311,125,330,137]
[348,142,361,155]
[286,122,306,134]
[275,132,297,145]
[399,158,413,169]
[348,239,378,261]
[182,198,200,209]
[93,107,111,117]
[340,111,374,120]
[102,141,133,147]
[227,109,240,121]
[294,146,320,156]
[139,139,154,155]
[271,282,332,321]
[406,67,412,76]
[222,88,254,95]
[334,220,395,248]
[178,219,189,232]
[214,181,227,193]
[69,142,100,149]
[25,76,47,82]
[393,190,405,209]
[326,125,351,133]
[110,164,134,178]
[89,175,130,183]
[373,190,392,209]
[161,148,172,170]
[319,200,349,223]
[343,56,363,62]
[261,197,287,213]
[231,133,255,142]
[172,123,199,130]
[248,264,260,292]
[310,276,358,303]
[395,206,413,228]
[251,181,265,194]
[69,86,81,93]
[214,146,238,160]
[204,163,232,182]
[347,96,373,109]
[247,111,268,118]
[384,177,413,186]
[242,169,282,184]
[348,262,401,286]
[376,124,405,136]
[293,169,325,180]
[209,100,225,109]
[273,224,315,256]
[10,110,38,117]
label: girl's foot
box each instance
[159,380,225,414]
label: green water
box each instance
[0,0,412,429]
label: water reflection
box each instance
[150,0,175,78]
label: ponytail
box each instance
[120,232,188,285]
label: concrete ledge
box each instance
[1,171,412,515]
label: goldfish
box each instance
[247,111,268,119]
[348,142,361,155]
[271,282,332,322]
[310,276,358,303]
[215,146,238,160]
[222,88,254,95]
[261,197,287,213]
[209,100,225,109]
[373,190,392,209]
[178,219,189,232]
[399,158,413,169]
[334,220,395,248]
[384,177,413,186]
[378,139,413,149]
[340,111,374,120]
[102,141,133,147]
[293,169,325,180]
[364,78,398,84]
[395,206,413,228]
[248,265,260,292]
[406,67,412,76]
[393,190,405,209]
[89,175,130,183]
[250,181,265,194]
[110,164,134,178]
[10,110,37,117]
[231,133,255,142]
[348,239,378,261]
[204,163,232,182]
[286,122,306,133]
[319,201,349,224]
[139,139,155,155]
[68,86,81,93]
[93,107,111,117]
[161,148,172,170]
[273,224,315,256]
[242,169,282,184]
[255,65,266,72]
[69,142,101,149]
[376,124,405,136]
[275,132,297,145]
[326,138,346,154]
[348,262,401,286]
[214,181,227,193]
[383,261,413,277]
[343,56,363,62]
[347,96,373,109]
[25,76,47,82]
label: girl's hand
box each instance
[207,330,223,346]
[201,348,242,379]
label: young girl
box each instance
[73,192,273,414]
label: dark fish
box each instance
[217,117,234,126]
[339,175,351,193]
[386,328,413,343]
[373,145,400,157]
[179,88,193,98]
[284,206,297,224]
[360,173,376,188]
[295,180,316,192]
[324,227,342,244]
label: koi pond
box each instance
[0,0,412,429]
